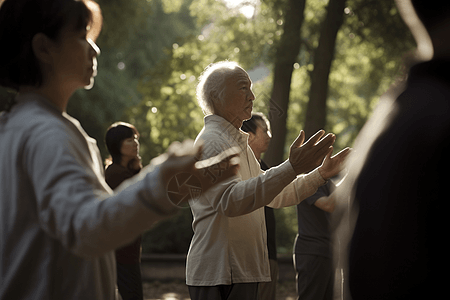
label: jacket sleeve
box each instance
[194,134,325,216]
[267,167,325,209]
[25,124,178,258]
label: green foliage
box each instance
[324,1,414,150]
[283,0,416,154]
[141,209,194,254]
[274,206,298,254]
[66,0,198,161]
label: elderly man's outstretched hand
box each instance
[289,130,336,175]
[317,147,351,180]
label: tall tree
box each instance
[264,0,307,167]
[303,0,347,139]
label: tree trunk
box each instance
[263,0,306,167]
[303,0,347,139]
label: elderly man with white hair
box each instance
[185,61,350,300]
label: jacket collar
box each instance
[204,114,249,151]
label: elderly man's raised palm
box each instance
[289,130,350,179]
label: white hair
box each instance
[196,60,242,115]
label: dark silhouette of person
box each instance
[333,1,450,299]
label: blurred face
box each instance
[249,120,272,155]
[216,68,255,128]
[49,22,100,90]
[120,134,140,160]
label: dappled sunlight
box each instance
[223,0,259,19]
[156,292,189,300]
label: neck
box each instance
[19,74,80,113]
[214,111,242,130]
[252,149,261,161]
[19,85,72,113]
[120,157,131,168]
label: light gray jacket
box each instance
[0,93,177,299]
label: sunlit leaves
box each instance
[161,0,184,13]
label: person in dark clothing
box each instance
[333,1,450,299]
[294,178,339,300]
[105,122,143,300]
[242,112,278,300]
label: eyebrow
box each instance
[237,78,252,87]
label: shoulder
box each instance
[4,98,89,167]
[7,98,64,130]
[105,164,131,178]
[105,164,134,189]
[195,126,236,159]
[1,99,71,153]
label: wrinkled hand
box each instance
[318,147,352,180]
[289,130,336,175]
[156,140,240,204]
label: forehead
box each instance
[225,68,252,86]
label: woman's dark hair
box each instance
[105,122,140,165]
[0,0,102,91]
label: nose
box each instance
[249,89,255,101]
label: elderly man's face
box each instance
[218,68,255,128]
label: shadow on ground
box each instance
[143,280,298,300]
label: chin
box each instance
[84,77,95,90]
[243,112,252,121]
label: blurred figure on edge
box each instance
[0,1,239,299]
[333,0,450,299]
[241,112,277,300]
[186,60,351,300]
[105,122,144,300]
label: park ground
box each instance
[143,280,298,300]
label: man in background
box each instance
[295,177,340,300]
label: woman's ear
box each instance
[31,33,53,65]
